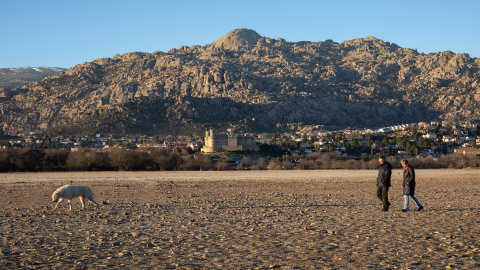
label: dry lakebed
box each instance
[1,169,479,269]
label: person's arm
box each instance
[383,164,392,183]
[405,167,413,185]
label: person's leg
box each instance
[382,187,389,210]
[403,195,409,210]
[410,195,423,209]
[376,187,383,202]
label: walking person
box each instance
[401,159,424,212]
[376,156,392,211]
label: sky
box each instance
[1,0,479,69]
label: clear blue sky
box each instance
[1,0,479,68]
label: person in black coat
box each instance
[376,156,392,211]
[401,159,424,212]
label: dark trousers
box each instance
[376,186,390,210]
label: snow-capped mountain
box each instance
[0,67,67,88]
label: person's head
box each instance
[379,156,386,164]
[401,159,409,166]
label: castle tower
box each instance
[227,128,238,148]
[202,129,215,153]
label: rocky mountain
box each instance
[1,28,480,136]
[0,67,66,89]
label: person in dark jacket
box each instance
[376,156,392,211]
[401,159,423,212]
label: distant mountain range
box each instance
[0,67,66,89]
[1,28,479,136]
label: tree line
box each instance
[0,147,479,172]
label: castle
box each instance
[201,129,259,153]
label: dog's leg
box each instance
[93,200,100,209]
[53,202,60,210]
[79,196,86,210]
[68,199,72,211]
[89,198,100,209]
[53,198,63,211]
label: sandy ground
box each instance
[0,169,479,269]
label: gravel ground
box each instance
[1,170,479,269]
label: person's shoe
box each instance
[382,208,388,211]
[416,206,424,211]
[401,209,408,212]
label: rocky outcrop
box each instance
[1,29,479,135]
[210,28,262,51]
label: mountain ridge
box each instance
[1,29,479,136]
[0,67,66,89]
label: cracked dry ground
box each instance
[1,170,479,269]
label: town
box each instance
[2,120,480,158]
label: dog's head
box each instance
[52,190,59,203]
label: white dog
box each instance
[52,185,100,211]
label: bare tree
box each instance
[194,154,213,171]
